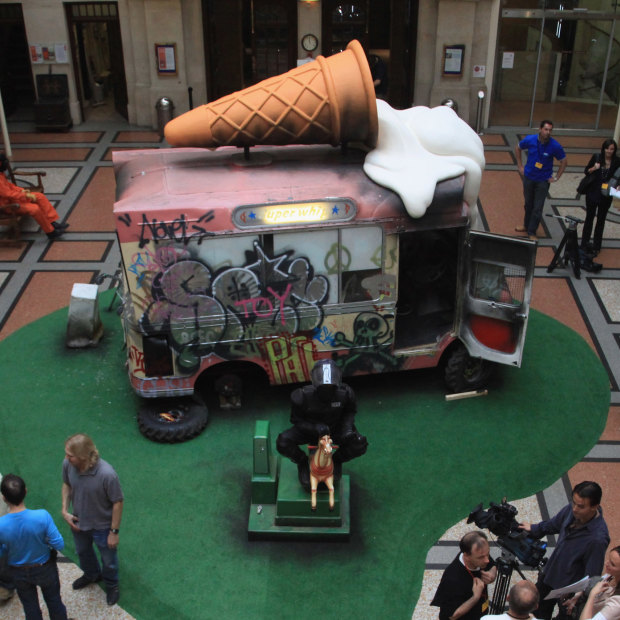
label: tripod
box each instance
[546,214,584,279]
[489,550,529,614]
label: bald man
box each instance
[481,580,540,619]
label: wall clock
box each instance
[301,34,319,52]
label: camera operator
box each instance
[518,481,609,619]
[481,580,540,619]
[431,530,497,619]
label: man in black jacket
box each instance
[431,531,497,620]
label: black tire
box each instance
[138,397,208,443]
[444,344,495,393]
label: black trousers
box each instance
[581,197,611,252]
[535,578,573,620]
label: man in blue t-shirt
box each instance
[515,120,567,239]
[0,473,68,619]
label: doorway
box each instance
[65,2,128,122]
[491,4,620,129]
[394,229,459,349]
[244,0,297,85]
[321,0,416,108]
[202,0,415,108]
[0,3,35,120]
[202,0,297,102]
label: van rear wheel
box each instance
[444,345,495,393]
[138,397,208,443]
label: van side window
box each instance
[341,227,382,303]
[273,229,339,304]
[195,235,259,272]
[272,226,383,304]
[471,261,525,306]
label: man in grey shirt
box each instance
[61,433,123,606]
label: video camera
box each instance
[467,499,547,569]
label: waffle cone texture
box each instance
[164,40,378,149]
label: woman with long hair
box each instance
[580,545,620,620]
[581,139,620,257]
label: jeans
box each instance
[73,528,119,587]
[10,558,67,620]
[523,176,550,235]
[0,553,14,591]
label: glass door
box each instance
[491,14,542,126]
[532,11,618,129]
[492,4,619,129]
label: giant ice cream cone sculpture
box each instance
[164,40,378,149]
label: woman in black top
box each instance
[581,138,620,256]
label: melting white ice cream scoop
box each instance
[364,101,485,218]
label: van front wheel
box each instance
[138,397,208,443]
[444,345,495,393]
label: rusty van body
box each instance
[113,145,536,404]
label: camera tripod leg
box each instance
[547,234,568,274]
[489,558,513,614]
[565,228,581,279]
[547,228,580,278]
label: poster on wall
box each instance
[156,43,177,75]
[30,43,68,64]
[42,46,55,62]
[443,45,465,76]
[30,45,43,63]
[55,44,68,63]
[502,52,515,69]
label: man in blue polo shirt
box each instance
[515,120,567,239]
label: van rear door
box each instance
[457,231,537,367]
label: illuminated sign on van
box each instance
[233,200,356,228]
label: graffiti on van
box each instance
[128,246,192,289]
[137,241,329,373]
[333,311,401,375]
[117,210,216,248]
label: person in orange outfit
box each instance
[0,153,68,239]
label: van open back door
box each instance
[457,231,537,367]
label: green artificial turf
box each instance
[0,297,609,620]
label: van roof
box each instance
[113,146,468,243]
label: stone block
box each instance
[66,283,103,348]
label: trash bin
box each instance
[440,98,458,115]
[156,97,174,138]
[92,81,105,106]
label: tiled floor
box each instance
[0,120,618,619]
[413,128,620,618]
[0,117,155,619]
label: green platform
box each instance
[248,421,351,540]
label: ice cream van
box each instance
[112,41,536,441]
[113,144,535,404]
